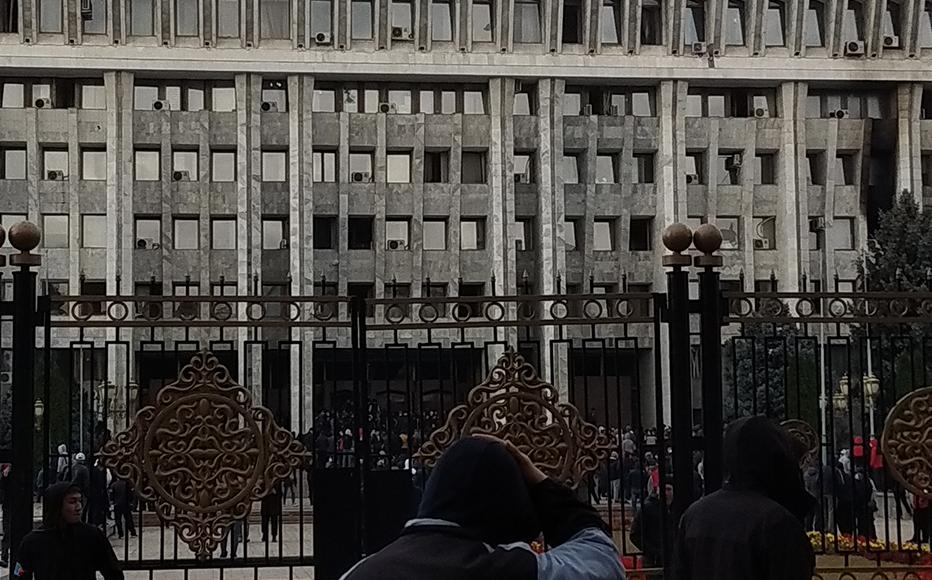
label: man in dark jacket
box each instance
[340,435,625,580]
[13,482,123,579]
[109,478,135,540]
[672,416,815,580]
[631,483,674,567]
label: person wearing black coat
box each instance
[631,483,674,567]
[672,416,815,580]
[13,482,123,579]
[109,478,136,539]
[340,436,625,580]
[261,484,283,542]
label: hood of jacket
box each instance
[42,481,81,529]
[416,437,540,545]
[723,416,815,521]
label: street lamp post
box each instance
[863,373,880,436]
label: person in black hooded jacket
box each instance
[672,416,815,580]
[12,482,123,579]
[340,435,626,580]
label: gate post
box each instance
[662,224,695,520]
[7,222,41,572]
[694,224,724,494]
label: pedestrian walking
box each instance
[109,477,136,539]
[1,463,11,566]
[672,416,815,580]
[261,484,283,542]
[911,494,930,544]
[220,520,244,559]
[12,482,123,579]
[86,460,109,530]
[71,453,90,498]
[631,483,674,567]
[56,444,70,483]
[339,435,625,580]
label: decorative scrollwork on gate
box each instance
[416,349,612,488]
[780,419,819,464]
[882,386,932,499]
[100,350,309,560]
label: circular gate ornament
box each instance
[882,386,932,499]
[780,419,819,464]
[100,350,309,559]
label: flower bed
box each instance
[809,532,932,578]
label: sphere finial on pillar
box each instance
[0,224,5,248]
[693,223,724,268]
[8,221,42,267]
[662,223,693,268]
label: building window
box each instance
[805,0,825,46]
[595,153,619,184]
[463,91,485,114]
[261,150,287,182]
[211,151,236,182]
[514,153,534,183]
[172,280,200,319]
[462,151,488,184]
[129,0,156,35]
[629,217,652,251]
[172,149,198,181]
[349,152,374,181]
[43,148,68,179]
[217,0,239,37]
[387,152,412,183]
[391,0,413,33]
[260,0,290,38]
[385,218,410,250]
[640,0,661,45]
[133,85,159,109]
[922,154,931,186]
[754,153,776,184]
[635,153,655,183]
[39,0,62,32]
[81,214,107,248]
[1,147,25,179]
[835,153,856,185]
[514,0,541,42]
[563,91,582,116]
[461,218,486,250]
[806,152,825,185]
[593,219,615,251]
[631,91,654,116]
[135,216,161,248]
[717,217,740,249]
[725,0,746,45]
[348,216,374,249]
[601,0,622,44]
[135,150,160,181]
[764,0,786,46]
[77,83,105,110]
[685,0,705,44]
[563,0,582,43]
[211,218,236,250]
[176,0,199,36]
[564,219,579,251]
[883,0,901,38]
[919,0,932,47]
[311,0,332,37]
[314,279,339,296]
[313,150,337,182]
[261,80,287,112]
[211,86,236,112]
[312,89,336,112]
[425,150,449,183]
[83,0,106,33]
[423,219,447,250]
[513,218,534,251]
[425,0,453,41]
[685,151,704,183]
[752,216,776,250]
[347,283,375,316]
[472,0,494,42]
[0,215,25,238]
[81,148,106,181]
[45,280,69,316]
[80,279,107,315]
[42,215,69,248]
[351,0,374,39]
[718,152,741,185]
[386,89,413,113]
[843,0,864,40]
[173,218,199,249]
[829,217,855,249]
[314,216,336,249]
[262,217,287,249]
[563,154,580,184]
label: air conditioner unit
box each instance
[260,101,278,112]
[378,102,396,114]
[152,100,170,111]
[753,238,771,250]
[686,174,699,184]
[832,109,849,119]
[351,171,371,183]
[391,26,404,38]
[46,170,65,181]
[80,0,92,19]
[515,173,530,184]
[172,170,190,181]
[754,107,768,118]
[581,104,593,116]
[387,239,407,250]
[279,239,289,249]
[725,153,742,170]
[407,29,414,39]
[34,98,52,108]
[845,40,866,56]
[883,35,900,48]
[808,217,826,232]
[692,41,707,55]
[136,238,154,249]
[315,32,332,44]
